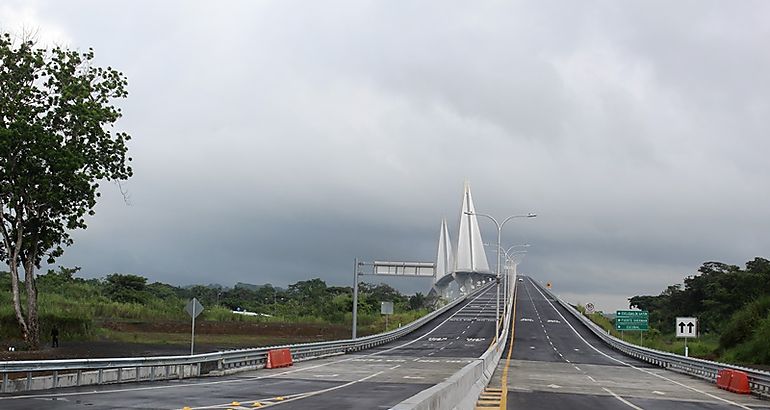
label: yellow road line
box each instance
[499,282,519,409]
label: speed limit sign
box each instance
[585,303,595,314]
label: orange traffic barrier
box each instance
[266,348,293,369]
[727,370,751,394]
[716,369,733,390]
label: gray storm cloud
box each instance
[2,0,769,311]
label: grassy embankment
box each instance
[0,271,432,350]
[578,305,730,363]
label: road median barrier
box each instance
[266,349,293,369]
[716,369,733,390]
[727,370,751,394]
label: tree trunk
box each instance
[23,260,40,349]
[22,243,40,349]
[9,258,30,341]
[4,226,30,345]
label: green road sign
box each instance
[615,310,649,331]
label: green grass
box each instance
[577,304,720,360]
[98,329,310,348]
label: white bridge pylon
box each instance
[432,183,495,296]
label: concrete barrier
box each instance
[0,364,200,393]
[266,348,293,369]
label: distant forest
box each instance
[0,267,434,341]
[629,257,770,364]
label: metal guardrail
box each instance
[0,286,486,394]
[536,281,770,399]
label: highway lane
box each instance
[486,276,770,409]
[0,282,502,409]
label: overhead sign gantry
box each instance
[351,259,435,339]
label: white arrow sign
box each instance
[676,317,697,338]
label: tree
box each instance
[409,292,426,310]
[104,274,148,304]
[0,32,132,348]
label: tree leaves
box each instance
[0,32,133,348]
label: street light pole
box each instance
[352,258,359,339]
[503,250,527,303]
[465,211,535,341]
[485,243,530,304]
[500,248,527,303]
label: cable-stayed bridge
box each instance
[1,185,768,409]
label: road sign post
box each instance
[616,310,648,345]
[615,310,649,331]
[381,301,394,331]
[185,298,204,355]
[676,317,697,357]
[585,303,595,315]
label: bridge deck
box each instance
[485,277,770,410]
[0,285,502,409]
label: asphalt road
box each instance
[486,276,770,410]
[0,282,502,409]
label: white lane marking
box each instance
[403,376,425,379]
[602,387,644,410]
[574,366,581,371]
[587,375,597,383]
[652,391,665,395]
[528,278,753,410]
[0,358,341,401]
[194,370,386,409]
[376,287,491,355]
[0,288,497,402]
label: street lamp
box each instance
[484,243,530,303]
[505,243,530,255]
[465,211,536,341]
[503,249,527,303]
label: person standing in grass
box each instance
[51,327,59,348]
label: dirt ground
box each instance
[0,321,352,361]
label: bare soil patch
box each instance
[0,320,352,361]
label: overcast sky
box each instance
[2,1,769,312]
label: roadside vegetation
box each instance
[0,267,437,350]
[581,257,770,367]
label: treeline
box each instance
[629,257,770,364]
[0,267,435,340]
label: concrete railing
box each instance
[0,284,490,394]
[536,281,770,399]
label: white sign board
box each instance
[585,303,595,314]
[676,317,697,338]
[185,298,204,318]
[381,301,394,315]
